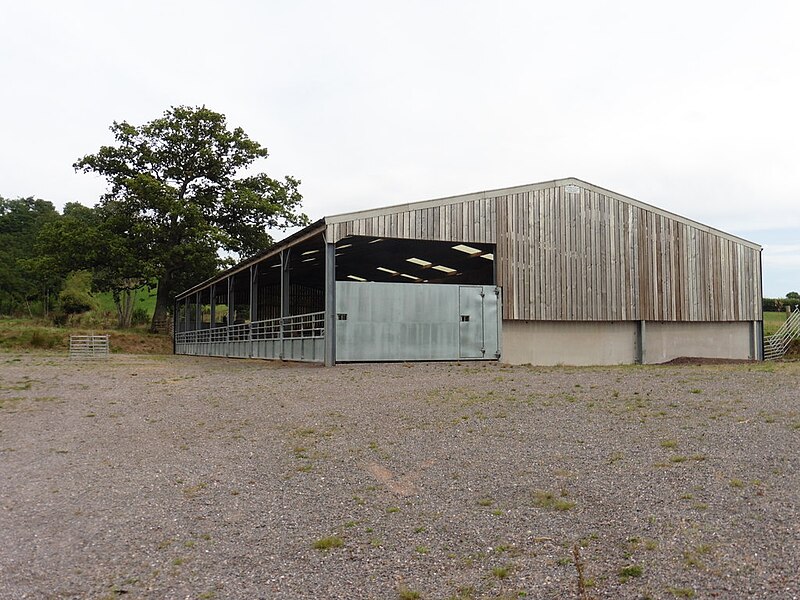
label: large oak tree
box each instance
[75,106,308,331]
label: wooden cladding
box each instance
[328,196,496,245]
[327,181,761,323]
[495,186,761,322]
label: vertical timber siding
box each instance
[493,184,761,322]
[326,180,761,323]
[328,194,497,246]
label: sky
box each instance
[1,0,798,297]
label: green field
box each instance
[764,311,788,336]
[94,286,158,318]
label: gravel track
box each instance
[1,354,799,600]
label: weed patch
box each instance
[532,490,575,511]
[618,564,643,582]
[312,536,344,551]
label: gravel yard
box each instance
[1,354,799,600]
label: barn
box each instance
[173,177,763,365]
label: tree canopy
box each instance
[74,105,308,330]
[31,202,149,327]
[0,196,60,314]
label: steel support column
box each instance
[210,283,216,329]
[324,241,336,366]
[226,276,232,356]
[754,320,764,361]
[250,263,258,358]
[635,320,646,364]
[280,249,291,359]
[195,292,201,335]
[184,297,189,332]
[250,264,258,322]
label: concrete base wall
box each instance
[502,320,638,366]
[643,321,752,364]
[502,320,755,366]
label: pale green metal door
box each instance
[459,286,485,358]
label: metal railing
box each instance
[174,311,325,345]
[280,312,325,338]
[764,307,800,361]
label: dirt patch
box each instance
[365,462,419,496]
[1,355,799,599]
[662,356,756,366]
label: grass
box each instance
[0,323,63,350]
[532,490,575,511]
[0,316,171,354]
[312,536,344,551]
[95,285,157,317]
[491,565,511,579]
[0,397,24,410]
[608,451,624,464]
[764,311,788,336]
[398,585,421,599]
[182,482,207,498]
[683,544,713,569]
[618,564,643,582]
[0,379,33,391]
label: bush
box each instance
[29,330,59,349]
[763,297,800,312]
[67,309,114,329]
[132,307,150,325]
[50,312,68,326]
[58,271,97,315]
[59,290,95,315]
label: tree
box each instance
[32,202,151,328]
[58,271,97,315]
[0,196,60,315]
[74,106,308,332]
[787,291,800,300]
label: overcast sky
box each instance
[1,0,797,296]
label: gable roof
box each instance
[326,177,760,250]
[176,176,760,300]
